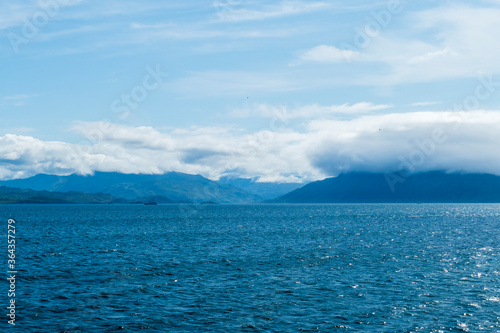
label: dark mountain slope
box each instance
[0,186,126,204]
[1,172,262,203]
[271,171,500,203]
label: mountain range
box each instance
[218,176,303,200]
[270,171,500,203]
[0,186,125,204]
[2,171,500,204]
[0,172,265,204]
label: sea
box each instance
[2,204,500,332]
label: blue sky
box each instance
[2,0,500,182]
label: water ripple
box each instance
[2,203,500,332]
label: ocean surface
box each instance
[2,204,500,332]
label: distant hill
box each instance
[0,186,126,204]
[0,172,262,203]
[218,177,303,200]
[270,171,500,203]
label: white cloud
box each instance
[0,134,92,180]
[306,110,500,175]
[409,101,441,107]
[407,47,459,65]
[213,1,330,22]
[169,71,301,97]
[128,22,294,42]
[2,111,500,182]
[231,102,393,119]
[3,94,33,101]
[297,45,360,64]
[296,102,392,116]
[0,0,84,30]
[1,94,37,107]
[294,4,500,86]
[49,1,184,21]
[362,5,500,84]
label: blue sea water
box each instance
[2,204,500,332]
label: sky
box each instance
[2,0,500,182]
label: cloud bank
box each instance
[1,110,500,182]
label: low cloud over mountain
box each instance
[1,110,500,182]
